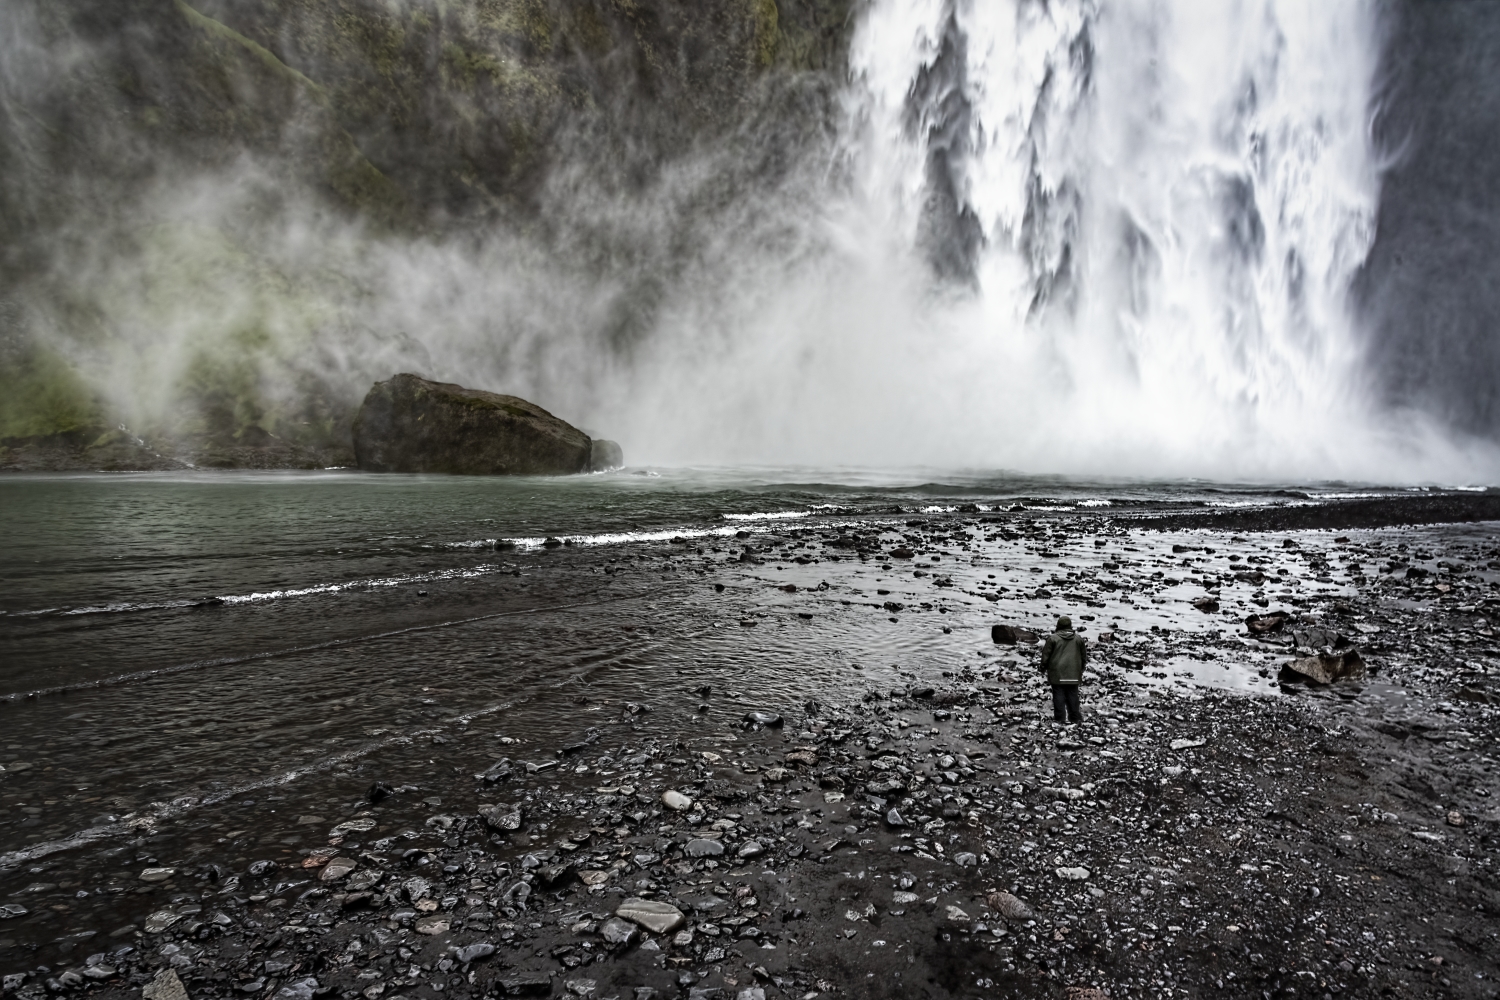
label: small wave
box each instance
[1078,499,1113,508]
[722,511,811,521]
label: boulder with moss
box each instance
[352,373,620,475]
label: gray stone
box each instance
[318,857,357,882]
[143,910,182,933]
[600,917,638,946]
[139,868,176,882]
[455,943,495,963]
[615,898,687,934]
[142,969,189,1000]
[273,979,319,1000]
[985,891,1033,920]
[952,852,977,867]
[885,809,907,828]
[742,711,784,729]
[478,802,523,832]
[736,841,765,859]
[661,790,693,811]
[685,839,724,858]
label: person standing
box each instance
[1040,615,1087,724]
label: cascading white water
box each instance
[812,0,1402,476]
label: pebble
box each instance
[478,802,523,831]
[686,839,725,857]
[143,910,182,933]
[1055,866,1091,881]
[985,891,1033,920]
[736,840,765,859]
[661,790,694,811]
[139,868,176,882]
[318,857,357,882]
[615,898,687,934]
[455,942,495,963]
[600,917,638,946]
[142,969,188,1000]
[330,818,377,837]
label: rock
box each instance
[661,790,694,811]
[1169,738,1206,751]
[415,915,451,935]
[319,857,357,882]
[944,905,970,922]
[600,917,638,946]
[615,898,687,934]
[742,711,784,729]
[1055,866,1090,881]
[578,870,612,886]
[139,868,176,882]
[455,942,495,963]
[0,904,28,919]
[1278,649,1366,686]
[867,778,907,797]
[500,977,554,996]
[144,910,183,933]
[366,782,394,803]
[737,990,766,1000]
[142,969,189,1000]
[1191,597,1220,613]
[480,760,514,784]
[784,749,818,767]
[761,767,790,782]
[885,808,907,828]
[953,852,978,867]
[535,863,575,887]
[1446,810,1466,827]
[736,841,765,859]
[479,802,523,831]
[565,979,597,996]
[991,624,1039,645]
[686,839,725,858]
[330,818,377,837]
[1245,611,1291,635]
[247,860,278,876]
[352,373,601,476]
[985,891,1033,920]
[273,979,320,1000]
[1293,627,1351,651]
[589,439,625,471]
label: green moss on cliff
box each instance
[752,0,780,68]
[0,346,101,440]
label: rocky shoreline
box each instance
[1,502,1497,1000]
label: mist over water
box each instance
[6,1,1500,481]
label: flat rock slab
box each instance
[615,898,686,934]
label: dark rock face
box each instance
[352,374,608,475]
[588,438,625,472]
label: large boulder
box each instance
[353,374,621,475]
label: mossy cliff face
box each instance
[0,0,855,466]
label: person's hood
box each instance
[1054,629,1078,640]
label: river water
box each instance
[0,468,1473,963]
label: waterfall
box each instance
[810,0,1433,476]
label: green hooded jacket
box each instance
[1040,617,1087,685]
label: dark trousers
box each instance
[1051,684,1082,723]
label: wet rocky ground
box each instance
[2,501,1498,1000]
